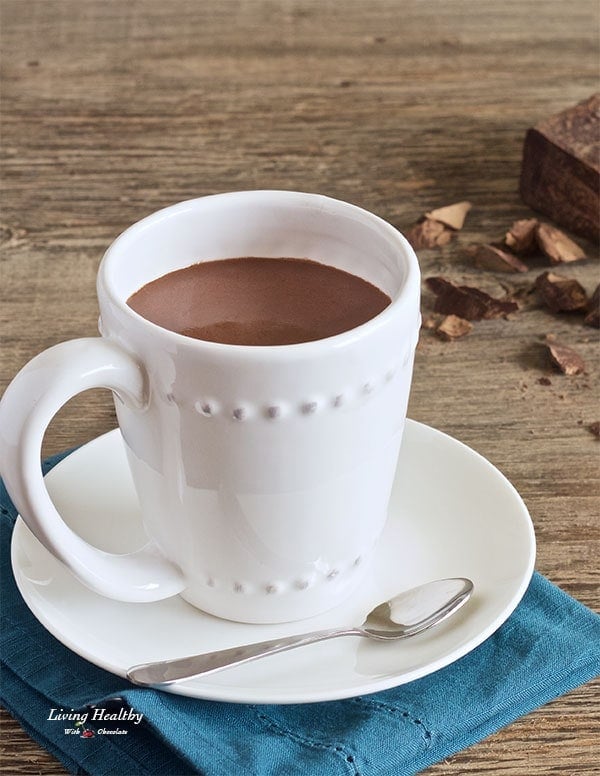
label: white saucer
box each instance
[11,420,535,704]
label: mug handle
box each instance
[0,337,186,602]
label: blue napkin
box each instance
[1,450,599,776]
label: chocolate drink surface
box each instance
[127,257,391,346]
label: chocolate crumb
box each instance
[545,337,586,375]
[505,218,539,254]
[425,276,519,320]
[587,421,600,438]
[535,271,589,312]
[436,314,473,340]
[538,376,552,386]
[472,244,528,273]
[536,223,586,264]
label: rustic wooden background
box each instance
[1,0,598,773]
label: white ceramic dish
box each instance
[11,420,535,704]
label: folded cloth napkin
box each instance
[1,451,599,776]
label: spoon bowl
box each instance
[363,577,473,638]
[127,578,474,687]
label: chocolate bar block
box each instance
[520,95,600,241]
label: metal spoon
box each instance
[127,577,473,686]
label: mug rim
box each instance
[98,190,421,356]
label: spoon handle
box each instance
[127,626,363,686]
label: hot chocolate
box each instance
[127,257,391,346]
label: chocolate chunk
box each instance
[472,244,529,273]
[425,276,519,320]
[505,218,540,254]
[588,421,600,438]
[519,94,600,242]
[405,218,452,249]
[425,201,472,231]
[535,271,589,312]
[545,336,586,375]
[584,284,599,327]
[536,223,586,264]
[436,314,473,340]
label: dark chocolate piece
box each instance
[405,218,452,249]
[536,223,586,264]
[535,271,589,312]
[436,315,473,340]
[425,201,472,230]
[472,244,528,273]
[425,276,518,320]
[505,218,540,254]
[545,336,586,375]
[520,94,600,241]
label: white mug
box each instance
[0,191,421,623]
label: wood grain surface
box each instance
[1,1,598,774]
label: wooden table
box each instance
[1,1,598,773]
